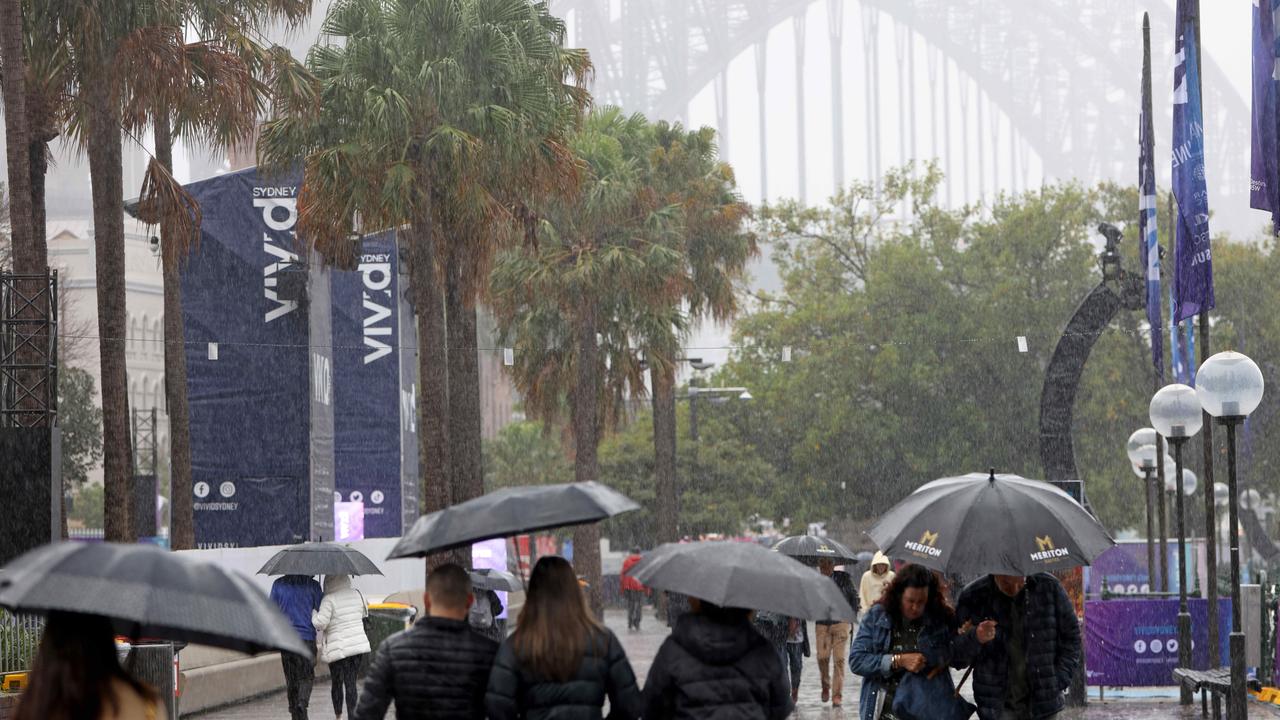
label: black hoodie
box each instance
[642,612,793,720]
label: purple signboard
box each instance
[1084,541,1204,598]
[334,502,365,542]
[1084,598,1231,686]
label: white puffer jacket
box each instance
[312,575,371,664]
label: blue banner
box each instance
[332,231,404,538]
[1252,0,1280,233]
[181,166,334,548]
[1140,14,1164,382]
[1084,598,1231,686]
[1172,0,1215,322]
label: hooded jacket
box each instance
[642,612,793,720]
[858,552,896,614]
[312,574,372,664]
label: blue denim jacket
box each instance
[848,604,955,720]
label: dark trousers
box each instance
[330,654,363,716]
[625,590,645,629]
[282,640,317,720]
[785,642,805,692]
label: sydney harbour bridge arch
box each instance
[550,0,1249,213]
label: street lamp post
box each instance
[1127,428,1159,591]
[1196,351,1266,719]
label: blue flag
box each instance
[1251,0,1280,233]
[1140,14,1164,381]
[1172,0,1215,322]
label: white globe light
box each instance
[1240,488,1263,511]
[1165,468,1197,495]
[1150,384,1204,439]
[1196,351,1265,418]
[1127,428,1158,466]
[1214,482,1230,506]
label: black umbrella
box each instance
[470,568,522,592]
[867,471,1115,577]
[0,542,311,657]
[388,482,640,559]
[630,541,856,623]
[257,542,382,576]
[772,535,859,565]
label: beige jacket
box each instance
[101,677,164,720]
[858,551,895,613]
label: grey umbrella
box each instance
[470,569,522,592]
[258,542,382,576]
[0,542,311,658]
[772,535,859,565]
[630,541,856,622]
[867,470,1115,577]
[388,482,640,559]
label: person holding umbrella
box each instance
[814,559,859,707]
[312,575,371,720]
[485,556,642,720]
[271,574,324,720]
[13,611,165,720]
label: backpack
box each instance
[469,595,495,630]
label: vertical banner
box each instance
[398,234,421,532]
[181,166,333,547]
[1171,0,1215,322]
[1252,0,1280,232]
[332,231,404,538]
[1140,14,1164,381]
[309,255,335,542]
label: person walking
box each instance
[620,547,648,631]
[859,552,896,618]
[14,611,165,720]
[469,586,505,643]
[642,599,793,720]
[784,617,810,704]
[271,574,324,720]
[952,574,1081,720]
[354,563,499,719]
[814,559,859,707]
[312,575,372,720]
[752,610,792,687]
[849,564,967,720]
[485,556,643,720]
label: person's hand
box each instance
[898,653,927,673]
[975,620,998,645]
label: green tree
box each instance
[68,482,104,529]
[58,366,103,489]
[482,420,573,490]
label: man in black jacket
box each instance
[952,574,1081,720]
[354,564,499,720]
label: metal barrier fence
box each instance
[0,609,43,674]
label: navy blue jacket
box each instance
[848,604,956,720]
[270,575,323,642]
[951,574,1081,720]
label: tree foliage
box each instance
[58,365,103,489]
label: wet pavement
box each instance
[190,608,1280,718]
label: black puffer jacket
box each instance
[353,616,498,720]
[952,574,1081,720]
[642,613,793,720]
[485,627,642,720]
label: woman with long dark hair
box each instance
[14,611,163,720]
[485,556,642,720]
[849,564,967,720]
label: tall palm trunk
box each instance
[445,249,483,516]
[27,139,48,262]
[411,189,452,572]
[0,0,33,270]
[572,298,603,616]
[650,360,678,547]
[154,117,195,549]
[87,77,134,542]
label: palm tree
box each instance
[640,122,755,549]
[1,0,35,272]
[491,108,683,612]
[258,0,588,565]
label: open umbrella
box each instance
[257,542,382,576]
[867,471,1115,577]
[470,568,522,592]
[388,482,640,559]
[630,541,856,622]
[772,535,859,565]
[0,542,311,657]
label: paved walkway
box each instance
[189,609,1277,719]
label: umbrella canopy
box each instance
[630,541,856,622]
[772,535,859,565]
[470,568,522,592]
[867,471,1115,577]
[257,542,382,577]
[0,542,311,657]
[388,482,640,559]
